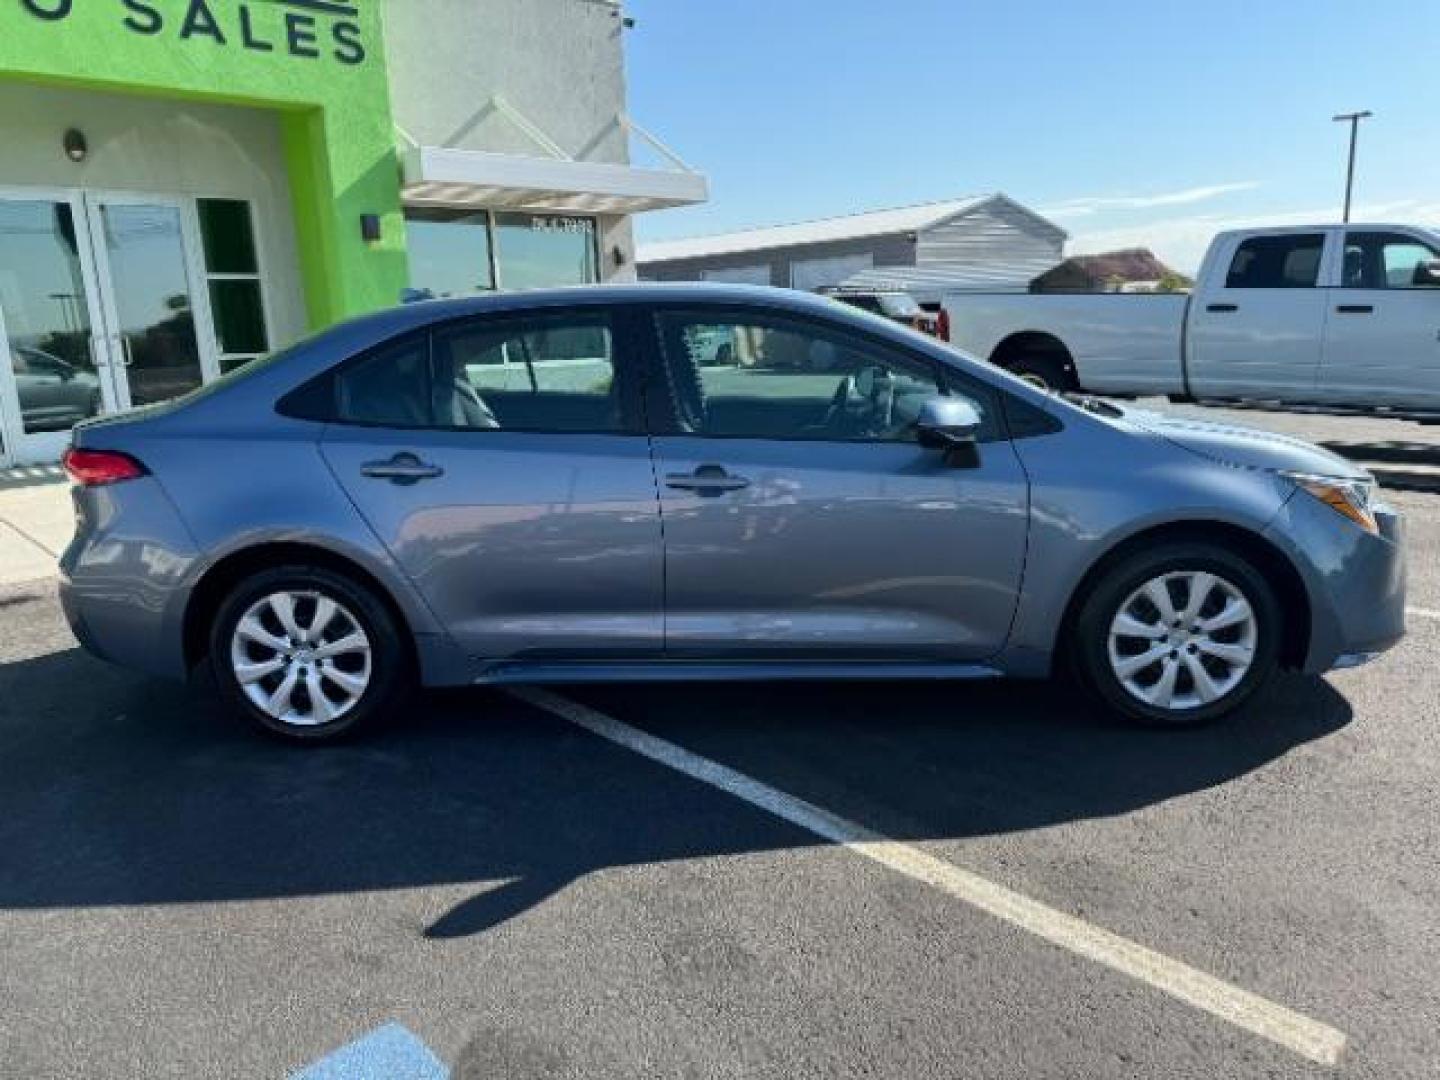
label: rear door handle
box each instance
[1335,304,1374,314]
[360,452,444,484]
[664,464,751,496]
[1205,303,1239,313]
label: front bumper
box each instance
[1264,489,1406,674]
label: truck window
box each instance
[1341,231,1440,289]
[1224,234,1325,289]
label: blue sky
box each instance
[623,1,1440,271]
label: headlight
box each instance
[1282,471,1378,535]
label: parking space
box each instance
[1,404,1438,1078]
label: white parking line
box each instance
[511,686,1347,1068]
[1409,606,1440,622]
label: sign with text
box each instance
[16,0,367,65]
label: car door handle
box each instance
[664,465,751,496]
[1335,304,1374,314]
[360,452,444,484]
[1205,303,1239,313]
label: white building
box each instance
[638,194,1067,303]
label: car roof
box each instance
[396,282,837,322]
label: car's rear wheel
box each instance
[1072,543,1281,726]
[209,566,411,743]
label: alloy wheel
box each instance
[1105,570,1258,711]
[228,590,373,727]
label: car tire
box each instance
[209,565,412,743]
[1008,351,1075,392]
[1071,542,1281,727]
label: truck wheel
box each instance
[1008,352,1076,392]
[1071,543,1281,727]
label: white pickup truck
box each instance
[943,224,1440,418]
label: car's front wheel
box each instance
[1072,543,1281,726]
[210,566,411,742]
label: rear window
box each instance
[1225,234,1325,288]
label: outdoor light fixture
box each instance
[62,128,87,163]
[612,244,627,267]
[360,214,382,242]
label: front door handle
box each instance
[360,452,444,485]
[1206,303,1239,313]
[664,464,751,496]
[1335,304,1374,314]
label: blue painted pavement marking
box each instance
[291,1022,448,1080]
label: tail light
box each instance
[936,308,951,342]
[63,448,147,487]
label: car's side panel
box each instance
[321,427,666,662]
[125,425,454,679]
[995,420,1294,677]
[652,435,1031,660]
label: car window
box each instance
[656,310,968,443]
[1224,234,1325,288]
[432,314,622,432]
[1342,231,1440,289]
[333,336,433,427]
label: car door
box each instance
[319,307,665,662]
[1187,231,1331,401]
[646,304,1030,662]
[1318,229,1440,409]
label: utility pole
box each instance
[1331,110,1372,223]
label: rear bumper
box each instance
[1264,491,1407,674]
[59,478,200,681]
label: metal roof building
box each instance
[637,194,1068,302]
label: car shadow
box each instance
[0,646,1351,941]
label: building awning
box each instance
[401,145,709,215]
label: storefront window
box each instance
[198,199,270,374]
[493,212,599,290]
[406,210,496,298]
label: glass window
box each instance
[1342,231,1440,289]
[433,314,620,432]
[493,212,599,290]
[1225,234,1325,288]
[0,199,104,436]
[334,336,433,427]
[198,199,259,274]
[405,210,495,297]
[197,199,269,373]
[657,311,953,442]
[208,280,268,356]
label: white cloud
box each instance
[1068,198,1440,273]
[1040,182,1261,218]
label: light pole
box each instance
[1331,110,1372,223]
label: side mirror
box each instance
[916,396,983,467]
[1414,260,1440,287]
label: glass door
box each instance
[0,193,116,467]
[84,195,219,412]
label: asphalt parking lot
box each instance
[1,402,1437,1078]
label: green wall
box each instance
[0,0,409,329]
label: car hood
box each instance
[1110,405,1370,481]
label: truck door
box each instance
[1318,230,1440,410]
[1187,232,1331,402]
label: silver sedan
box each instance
[59,285,1406,742]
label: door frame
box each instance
[0,185,118,467]
[81,189,223,411]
